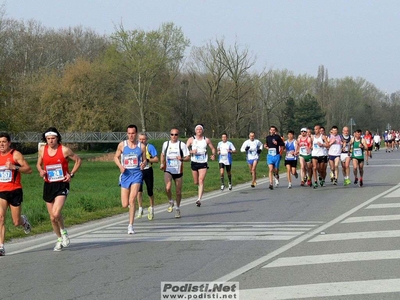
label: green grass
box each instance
[4,138,287,241]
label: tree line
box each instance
[1,8,399,138]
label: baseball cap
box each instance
[301,127,307,132]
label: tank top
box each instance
[298,136,311,156]
[121,140,142,171]
[351,139,364,159]
[285,140,297,160]
[191,136,208,163]
[311,135,325,157]
[43,144,69,183]
[341,135,352,153]
[0,149,22,191]
[328,134,342,156]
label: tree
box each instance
[108,22,189,132]
[295,94,325,129]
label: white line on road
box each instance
[240,279,400,299]
[366,203,400,208]
[309,229,400,242]
[342,214,400,223]
[263,250,400,268]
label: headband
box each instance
[45,131,58,137]
[195,125,204,131]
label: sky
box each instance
[2,0,400,93]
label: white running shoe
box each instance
[127,224,135,235]
[147,207,154,220]
[274,178,279,187]
[167,201,174,213]
[61,230,70,247]
[0,246,5,256]
[175,208,181,218]
[54,238,63,251]
[137,207,143,219]
[288,183,292,189]
[228,183,232,190]
[220,185,225,191]
[21,215,31,234]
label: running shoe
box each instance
[148,207,154,221]
[127,224,135,235]
[251,181,257,188]
[359,179,363,187]
[167,201,174,213]
[294,172,298,179]
[321,180,325,187]
[274,178,279,187]
[300,181,305,187]
[307,180,312,187]
[228,183,232,190]
[21,215,31,234]
[54,238,63,251]
[0,246,5,256]
[61,229,70,247]
[370,154,372,158]
[269,184,273,190]
[288,183,292,189]
[319,180,323,187]
[220,185,225,191]
[313,182,318,189]
[366,161,369,165]
[354,178,358,184]
[330,172,334,182]
[333,178,338,185]
[274,173,280,180]
[195,200,201,207]
[175,208,181,218]
[344,178,351,186]
[137,207,143,219]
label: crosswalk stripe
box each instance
[263,250,400,268]
[240,279,400,299]
[72,221,319,242]
[366,203,400,208]
[342,214,400,223]
[384,188,400,197]
[309,230,400,242]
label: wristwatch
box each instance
[70,172,74,178]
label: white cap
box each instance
[301,128,307,132]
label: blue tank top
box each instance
[121,140,142,172]
[285,140,297,161]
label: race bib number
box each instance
[353,148,362,157]
[300,146,308,155]
[195,153,206,163]
[123,154,139,169]
[286,151,294,158]
[313,143,320,149]
[0,167,12,183]
[46,164,64,182]
[268,148,277,156]
[167,158,178,168]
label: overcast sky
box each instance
[3,0,400,93]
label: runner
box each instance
[265,126,285,190]
[186,124,216,207]
[327,126,341,185]
[340,126,352,186]
[295,128,312,187]
[311,125,328,189]
[240,132,263,188]
[350,129,368,187]
[284,130,298,189]
[0,132,32,256]
[373,132,381,151]
[37,127,82,250]
[319,126,329,186]
[217,133,236,191]
[114,125,146,234]
[363,130,373,165]
[160,128,190,218]
[136,133,159,221]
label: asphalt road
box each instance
[2,148,400,300]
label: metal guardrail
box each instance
[10,132,170,143]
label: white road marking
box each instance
[342,214,400,223]
[240,279,400,299]
[263,250,400,268]
[309,229,400,242]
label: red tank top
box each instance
[0,149,22,191]
[43,144,69,183]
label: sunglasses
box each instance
[301,131,307,133]
[170,133,179,136]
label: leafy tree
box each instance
[295,94,325,129]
